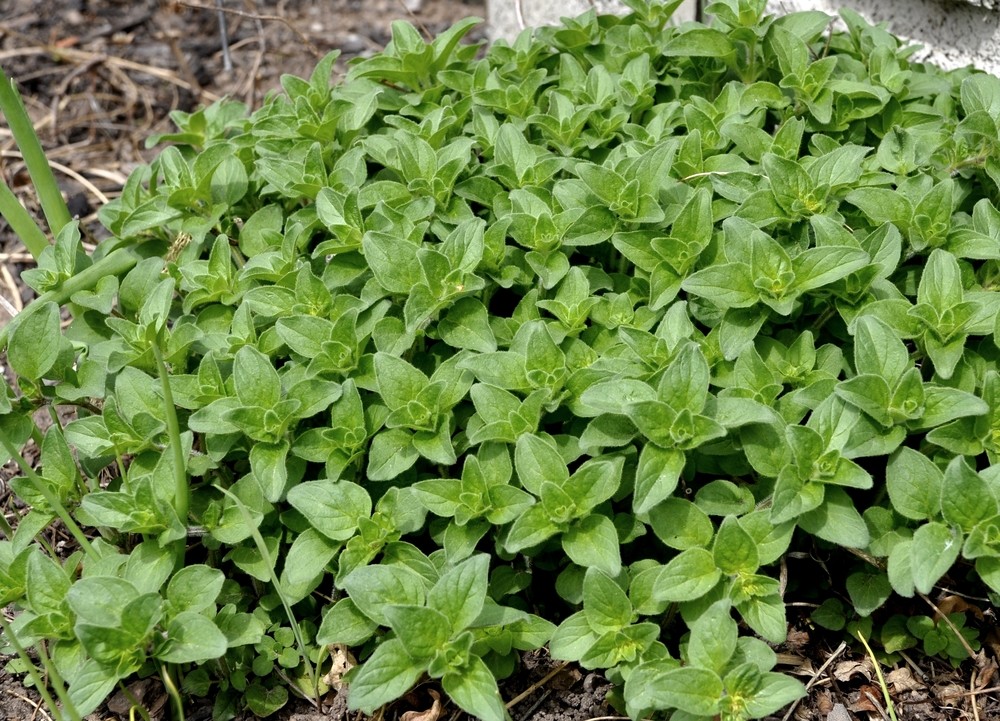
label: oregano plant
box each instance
[3,0,1000,719]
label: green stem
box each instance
[0,247,140,347]
[0,175,49,258]
[117,683,152,721]
[160,665,185,721]
[215,485,319,701]
[36,640,81,721]
[0,435,98,563]
[854,629,899,721]
[0,614,78,721]
[0,505,15,539]
[0,68,72,238]
[152,344,188,564]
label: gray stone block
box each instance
[487,0,698,41]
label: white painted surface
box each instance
[765,1,1000,75]
[486,1,1000,77]
[487,0,698,41]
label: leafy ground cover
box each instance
[2,0,1000,719]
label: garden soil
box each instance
[0,1,999,719]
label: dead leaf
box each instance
[848,685,884,714]
[401,690,442,721]
[815,688,834,716]
[323,644,357,691]
[552,666,582,691]
[933,682,966,705]
[833,659,872,683]
[936,595,985,621]
[886,667,923,693]
[785,628,810,653]
[976,657,997,689]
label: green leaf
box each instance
[712,516,759,575]
[374,352,429,411]
[8,301,62,380]
[681,263,758,308]
[852,315,910,383]
[342,565,426,626]
[439,298,498,353]
[582,567,631,634]
[654,548,722,603]
[514,433,569,494]
[245,682,288,718]
[563,513,622,577]
[166,565,225,616]
[442,655,507,721]
[632,444,687,513]
[653,666,724,716]
[363,231,421,294]
[287,479,371,541]
[549,610,600,662]
[505,503,560,552]
[233,345,281,409]
[686,601,737,674]
[158,613,228,664]
[384,604,451,659]
[846,570,892,616]
[249,440,290,502]
[745,672,807,717]
[941,456,998,531]
[918,249,964,311]
[279,527,340,603]
[917,386,988,429]
[664,28,734,57]
[798,486,871,549]
[411,479,463,518]
[648,498,714,550]
[346,638,425,714]
[317,598,378,646]
[428,554,490,634]
[66,659,119,717]
[66,576,137,625]
[911,522,962,595]
[26,552,70,618]
[736,593,787,644]
[886,447,943,521]
[368,428,419,480]
[846,187,912,226]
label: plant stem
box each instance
[0,175,49,258]
[160,665,185,721]
[0,247,140,347]
[117,682,152,721]
[36,639,81,721]
[215,485,319,701]
[0,503,14,539]
[854,628,899,721]
[0,68,72,238]
[0,435,99,562]
[0,613,78,721]
[152,344,189,561]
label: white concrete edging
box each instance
[487,0,1000,77]
[487,0,699,41]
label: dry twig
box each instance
[173,0,320,58]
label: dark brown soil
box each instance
[1,2,999,720]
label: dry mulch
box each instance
[1,1,999,719]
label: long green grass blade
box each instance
[0,67,72,241]
[0,172,48,258]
